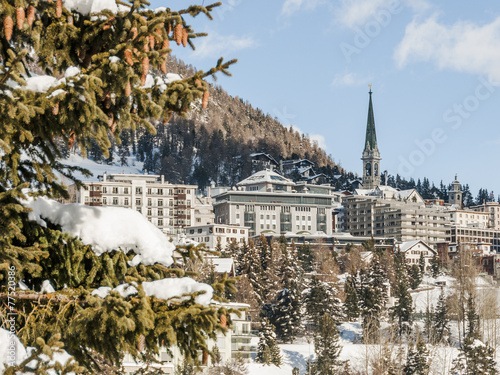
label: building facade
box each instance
[185,224,249,250]
[470,201,500,230]
[72,173,198,235]
[343,187,449,248]
[213,169,341,238]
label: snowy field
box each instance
[249,274,500,375]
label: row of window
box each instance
[98,187,193,195]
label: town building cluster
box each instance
[67,89,500,369]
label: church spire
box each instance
[361,85,381,189]
[364,85,378,152]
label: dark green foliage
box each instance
[312,314,342,375]
[403,338,430,375]
[256,319,282,366]
[419,253,425,274]
[466,294,480,340]
[359,256,387,343]
[451,337,498,375]
[433,288,450,343]
[273,286,302,343]
[298,244,314,273]
[304,276,343,327]
[409,264,422,290]
[343,273,360,321]
[430,255,440,278]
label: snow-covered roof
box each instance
[211,258,234,274]
[399,239,435,254]
[237,169,294,186]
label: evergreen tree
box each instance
[304,276,343,328]
[409,264,423,290]
[430,254,440,278]
[256,319,282,367]
[343,272,360,321]
[273,286,302,343]
[419,252,426,274]
[359,256,387,343]
[391,253,413,337]
[466,294,480,340]
[403,338,430,375]
[433,288,450,343]
[451,337,498,375]
[0,0,236,372]
[313,314,342,375]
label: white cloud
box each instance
[281,0,325,16]
[291,125,327,150]
[394,15,500,83]
[192,31,257,59]
[331,72,371,87]
[335,0,429,29]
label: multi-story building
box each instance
[397,240,437,272]
[213,169,342,238]
[72,173,197,235]
[185,224,249,250]
[470,201,500,230]
[343,187,449,248]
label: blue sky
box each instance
[150,0,500,196]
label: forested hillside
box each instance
[84,56,346,188]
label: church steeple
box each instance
[361,86,381,189]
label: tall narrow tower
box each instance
[362,86,381,189]
[448,174,463,208]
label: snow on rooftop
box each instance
[24,197,174,267]
[237,169,294,186]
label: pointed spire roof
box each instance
[364,86,378,152]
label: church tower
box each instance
[448,175,462,208]
[361,86,381,189]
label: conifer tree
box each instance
[256,319,281,367]
[343,271,360,321]
[0,0,236,372]
[304,276,343,328]
[403,338,430,375]
[430,254,440,278]
[273,286,301,343]
[391,252,413,337]
[359,255,387,343]
[409,264,423,290]
[451,337,498,375]
[312,314,342,375]
[433,289,450,341]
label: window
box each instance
[240,230,245,234]
[158,189,163,195]
[124,198,129,206]
[136,187,142,194]
[158,199,163,206]
[113,197,118,205]
[136,199,141,206]
[112,187,118,194]
[147,188,152,194]
[103,187,107,193]
[205,237,209,242]
[158,219,163,226]
[148,199,152,206]
[124,187,128,194]
[158,209,163,216]
[103,198,107,205]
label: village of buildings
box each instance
[68,90,500,372]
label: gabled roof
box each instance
[249,152,279,165]
[237,169,294,186]
[399,240,436,254]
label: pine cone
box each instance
[141,56,149,85]
[52,102,59,115]
[148,35,154,50]
[173,23,182,45]
[131,27,138,39]
[166,22,172,35]
[163,110,172,124]
[162,38,169,51]
[68,131,76,149]
[4,16,13,41]
[181,27,188,47]
[160,39,169,74]
[160,59,167,74]
[195,79,202,87]
[124,48,133,66]
[202,90,209,109]
[56,0,62,18]
[27,5,35,26]
[125,80,131,96]
[107,114,116,132]
[16,7,25,30]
